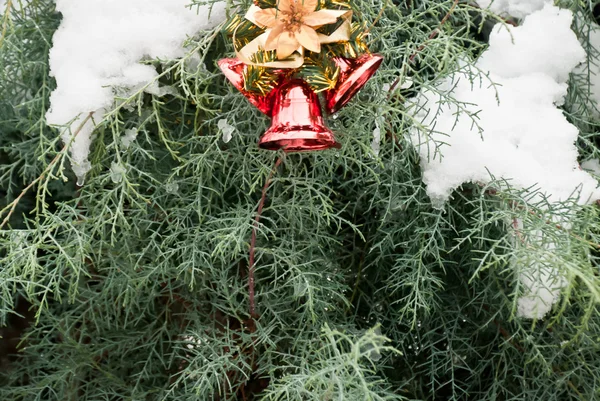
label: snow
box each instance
[46,0,227,183]
[165,181,179,195]
[477,0,551,19]
[109,161,126,184]
[407,5,600,318]
[512,220,565,319]
[582,159,600,176]
[1,0,21,16]
[409,5,595,208]
[517,267,563,319]
[371,126,381,156]
[477,7,585,84]
[218,118,235,143]
[120,128,139,149]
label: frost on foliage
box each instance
[407,5,600,318]
[477,0,551,18]
[46,0,227,183]
[109,162,126,184]
[165,181,180,195]
[218,119,235,143]
[120,128,139,149]
[371,127,381,156]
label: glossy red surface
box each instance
[258,79,340,152]
[217,58,272,116]
[325,54,384,114]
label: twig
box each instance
[346,238,370,315]
[365,2,387,36]
[492,319,525,353]
[248,156,283,319]
[0,112,94,230]
[0,0,13,49]
[481,305,525,352]
[410,0,459,64]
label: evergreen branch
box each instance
[2,1,600,400]
[388,0,459,95]
[0,112,93,230]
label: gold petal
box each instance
[298,0,318,13]
[296,25,320,53]
[276,0,292,13]
[276,31,299,59]
[303,10,338,27]
[264,24,285,50]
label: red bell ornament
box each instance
[325,54,384,115]
[218,58,272,116]
[258,79,339,151]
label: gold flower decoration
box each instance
[254,0,338,59]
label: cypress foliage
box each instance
[1,1,600,400]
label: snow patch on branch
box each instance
[511,219,566,319]
[477,0,551,19]
[409,5,595,208]
[46,0,226,183]
[407,5,600,318]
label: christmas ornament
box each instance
[219,0,382,151]
[218,58,272,115]
[259,78,338,151]
[325,54,384,114]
